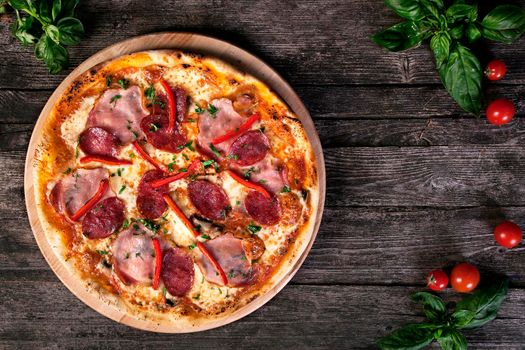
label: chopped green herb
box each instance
[247,223,262,234]
[129,152,136,159]
[193,224,202,232]
[228,154,239,160]
[75,140,80,159]
[106,76,111,87]
[149,123,159,132]
[201,159,214,168]
[227,270,235,279]
[218,288,222,294]
[135,252,142,259]
[122,218,130,229]
[145,84,156,100]
[117,168,124,177]
[125,252,130,259]
[118,185,126,194]
[179,167,188,173]
[188,243,197,250]
[118,79,129,89]
[208,104,218,117]
[258,179,267,184]
[187,118,196,122]
[200,234,211,241]
[236,200,241,205]
[182,153,189,161]
[195,106,205,114]
[178,140,195,151]
[209,143,221,158]
[96,250,109,255]
[137,218,160,232]
[110,94,122,106]
[167,162,175,172]
[162,286,167,298]
[133,223,140,230]
[192,293,200,300]
[281,185,291,193]
[63,167,72,175]
[244,167,255,179]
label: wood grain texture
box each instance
[0,0,524,88]
[1,281,524,349]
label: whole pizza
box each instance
[31,50,319,327]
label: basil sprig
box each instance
[7,0,84,73]
[373,1,525,115]
[377,277,509,350]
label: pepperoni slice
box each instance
[81,197,125,239]
[229,130,270,166]
[188,180,230,221]
[137,170,169,220]
[79,127,120,158]
[244,190,281,225]
[140,111,187,153]
[161,247,194,297]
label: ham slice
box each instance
[86,86,149,145]
[112,222,156,285]
[235,156,288,194]
[197,98,244,157]
[196,233,256,287]
[49,168,111,217]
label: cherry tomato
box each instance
[426,269,449,291]
[450,263,480,293]
[486,99,515,126]
[485,59,507,81]
[494,221,523,249]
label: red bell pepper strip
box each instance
[150,159,202,189]
[227,170,271,199]
[162,194,228,286]
[160,79,176,135]
[79,155,132,166]
[132,141,166,173]
[70,179,109,221]
[152,238,162,290]
[211,113,260,145]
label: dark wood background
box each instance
[1,1,525,349]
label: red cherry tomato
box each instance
[427,269,449,291]
[486,99,515,126]
[450,263,480,293]
[485,59,507,81]
[494,221,523,249]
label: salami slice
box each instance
[140,112,187,153]
[82,197,125,239]
[161,247,194,297]
[79,127,120,158]
[112,223,156,285]
[244,190,281,225]
[137,170,169,220]
[229,130,270,166]
[188,180,230,221]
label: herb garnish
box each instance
[177,140,195,152]
[209,143,221,158]
[136,218,160,233]
[281,185,291,193]
[110,94,122,106]
[208,104,218,117]
[195,106,205,114]
[118,79,129,89]
[96,250,109,255]
[63,167,72,175]
[122,218,129,229]
[247,223,262,235]
[244,167,255,179]
[149,123,159,132]
[118,185,126,194]
[188,243,197,250]
[106,76,111,87]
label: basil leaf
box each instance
[39,0,52,23]
[57,17,83,45]
[35,34,69,74]
[45,24,60,44]
[437,329,467,350]
[411,292,447,321]
[481,5,525,44]
[465,23,481,43]
[372,21,424,52]
[377,323,435,350]
[52,0,62,21]
[384,0,425,21]
[449,309,476,328]
[420,0,440,20]
[9,0,32,11]
[12,15,38,46]
[455,277,509,329]
[439,43,482,115]
[430,32,450,68]
[448,24,463,39]
[446,4,477,23]
[59,0,80,18]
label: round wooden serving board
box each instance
[24,32,326,332]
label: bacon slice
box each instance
[196,233,256,287]
[197,98,245,157]
[49,168,112,218]
[235,156,288,194]
[86,86,149,145]
[112,222,156,285]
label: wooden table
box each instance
[1,1,524,348]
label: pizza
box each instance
[31,50,319,328]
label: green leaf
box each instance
[58,0,79,17]
[450,309,476,328]
[481,5,525,44]
[455,277,509,329]
[430,32,450,68]
[57,17,83,45]
[45,24,60,44]
[420,0,440,20]
[465,23,481,43]
[378,323,435,350]
[35,34,69,74]
[448,24,463,39]
[39,0,52,23]
[8,0,31,11]
[411,292,447,321]
[437,329,467,350]
[439,43,482,115]
[52,0,61,21]
[446,4,477,23]
[372,21,424,52]
[12,15,38,46]
[384,0,425,21]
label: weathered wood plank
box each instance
[0,0,524,88]
[4,206,525,286]
[0,282,523,349]
[1,85,523,125]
